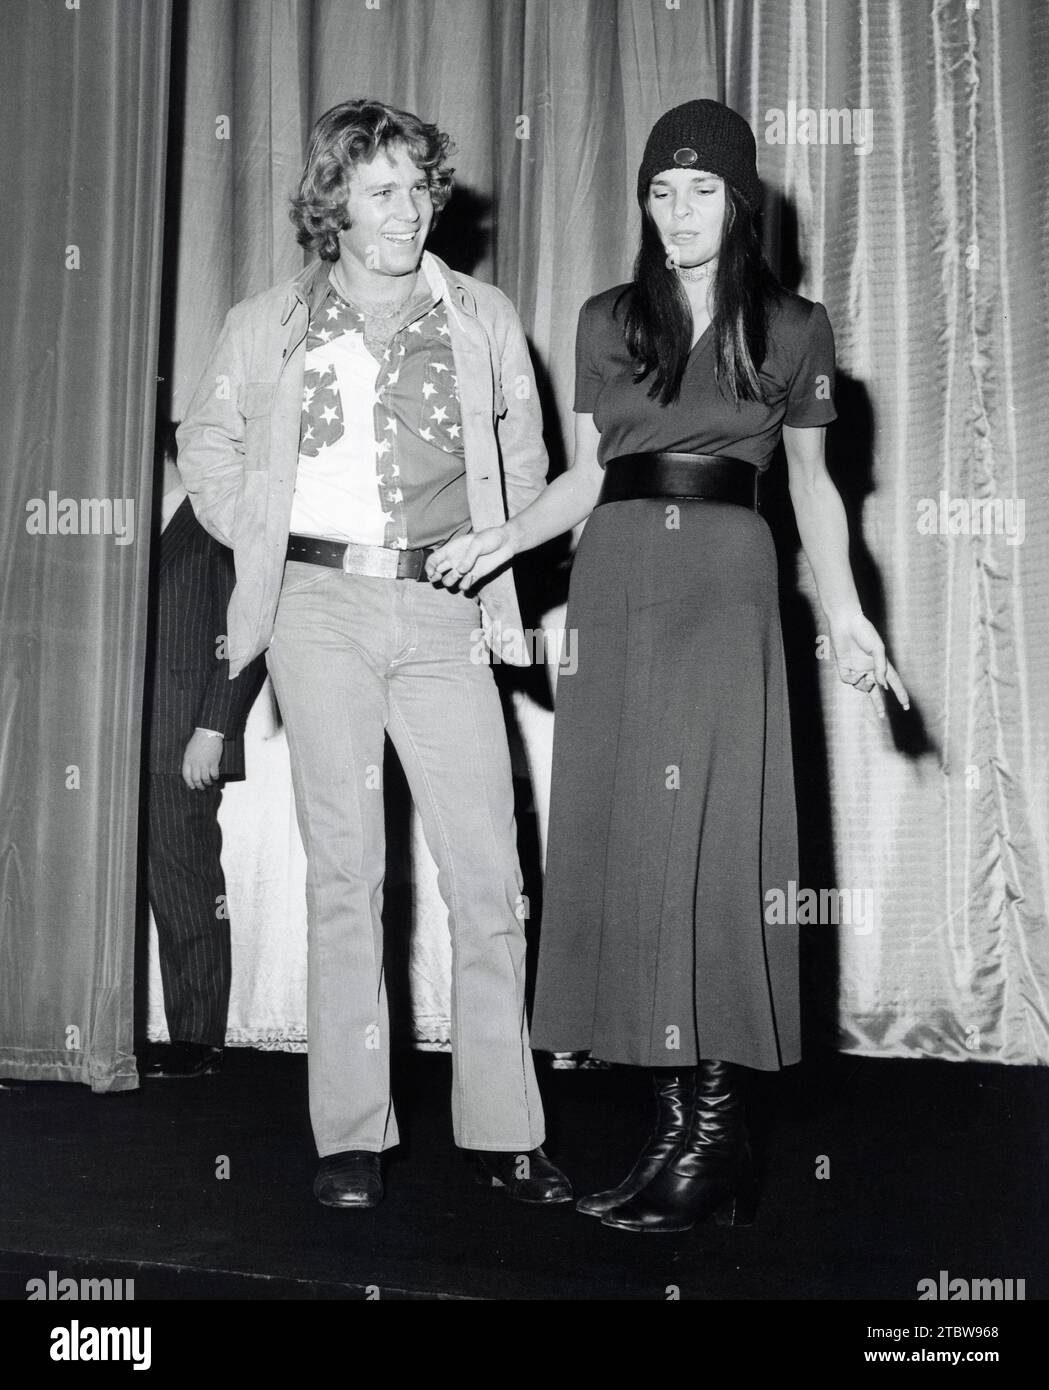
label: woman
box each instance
[427,100,908,1232]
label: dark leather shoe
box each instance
[471,1147,573,1205]
[142,1042,223,1079]
[313,1151,383,1209]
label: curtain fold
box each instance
[158,0,721,1053]
[161,0,1048,1066]
[724,0,1049,1063]
[6,0,1043,1080]
[0,0,173,1090]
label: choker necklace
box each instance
[676,262,714,283]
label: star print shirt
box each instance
[289,280,470,549]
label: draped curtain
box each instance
[152,0,723,1053]
[4,0,1045,1089]
[0,0,172,1090]
[157,0,1048,1066]
[724,0,1049,1062]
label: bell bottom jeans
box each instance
[266,561,546,1157]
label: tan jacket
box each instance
[177,252,548,677]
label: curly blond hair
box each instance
[290,99,454,261]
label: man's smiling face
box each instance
[336,141,435,280]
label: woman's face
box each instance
[647,169,726,270]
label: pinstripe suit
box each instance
[145,495,264,1045]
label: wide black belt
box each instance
[597,452,758,510]
[286,534,436,581]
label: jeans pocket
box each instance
[279,559,332,597]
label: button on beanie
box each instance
[637,99,762,210]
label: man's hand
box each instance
[426,526,515,590]
[182,730,223,789]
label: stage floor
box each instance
[1,1049,1044,1300]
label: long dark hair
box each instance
[622,183,781,406]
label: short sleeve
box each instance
[573,298,605,414]
[784,301,837,428]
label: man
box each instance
[143,421,264,1079]
[177,99,570,1209]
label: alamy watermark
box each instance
[764,101,874,153]
[765,880,878,935]
[917,1270,1025,1301]
[470,621,578,674]
[25,491,135,546]
[27,1270,134,1300]
[49,1322,151,1370]
[916,492,1025,546]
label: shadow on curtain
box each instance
[0,0,173,1090]
[725,0,1049,1063]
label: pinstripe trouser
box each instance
[146,774,231,1047]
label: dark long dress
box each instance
[529,287,837,1071]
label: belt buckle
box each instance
[341,541,400,579]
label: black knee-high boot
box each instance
[601,1058,756,1233]
[576,1069,694,1218]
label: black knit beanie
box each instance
[637,99,761,210]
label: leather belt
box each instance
[286,534,436,581]
[597,452,759,510]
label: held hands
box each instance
[829,611,910,721]
[426,526,515,590]
[182,729,223,790]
